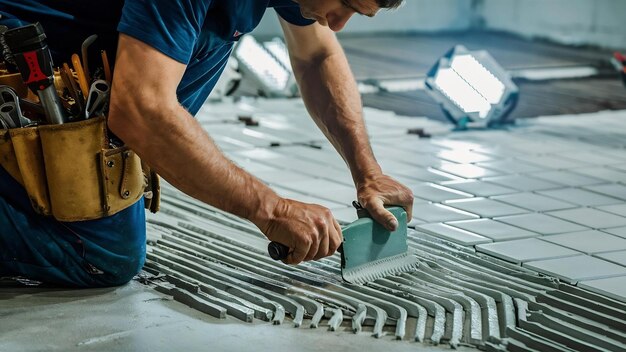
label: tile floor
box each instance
[205,99,626,302]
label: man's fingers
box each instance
[365,198,398,231]
[330,220,343,254]
[305,233,320,261]
[287,240,310,265]
[314,229,330,260]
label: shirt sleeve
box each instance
[117,0,212,64]
[274,5,315,26]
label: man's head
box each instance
[293,0,404,32]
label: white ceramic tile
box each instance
[445,198,528,218]
[556,151,622,166]
[272,186,346,210]
[447,219,540,241]
[584,184,626,201]
[431,139,483,151]
[434,163,501,179]
[495,213,588,235]
[436,150,493,164]
[281,179,353,193]
[278,145,346,166]
[491,193,576,212]
[254,170,315,184]
[332,207,358,224]
[439,180,517,197]
[410,183,473,202]
[472,145,527,158]
[515,155,588,170]
[596,204,626,217]
[547,208,626,229]
[377,159,419,174]
[524,255,626,284]
[435,163,502,179]
[528,170,605,187]
[595,251,626,266]
[483,175,561,192]
[373,145,443,167]
[603,227,626,239]
[233,148,285,161]
[230,157,283,173]
[395,168,461,183]
[475,160,543,174]
[542,230,626,254]
[418,223,491,246]
[538,188,622,207]
[280,180,356,203]
[401,153,450,167]
[579,276,626,303]
[571,167,626,184]
[476,238,579,264]
[255,157,351,181]
[412,203,479,223]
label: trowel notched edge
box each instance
[340,207,418,285]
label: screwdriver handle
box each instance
[4,23,54,93]
[4,23,67,124]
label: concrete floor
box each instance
[0,281,473,352]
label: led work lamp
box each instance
[233,36,297,98]
[425,45,519,129]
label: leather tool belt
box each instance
[0,73,160,222]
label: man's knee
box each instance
[86,253,145,288]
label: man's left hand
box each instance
[356,174,414,231]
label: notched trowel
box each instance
[268,202,419,285]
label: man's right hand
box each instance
[257,198,343,265]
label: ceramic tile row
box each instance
[199,100,626,302]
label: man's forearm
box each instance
[294,51,381,184]
[108,102,279,228]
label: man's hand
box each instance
[356,174,414,231]
[258,198,343,265]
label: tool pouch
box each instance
[0,116,155,221]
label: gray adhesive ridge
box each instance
[341,251,420,285]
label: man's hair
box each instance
[376,0,404,9]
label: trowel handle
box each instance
[268,201,362,260]
[267,241,343,261]
[268,241,290,261]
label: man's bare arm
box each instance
[109,34,341,264]
[279,20,413,228]
[109,34,278,226]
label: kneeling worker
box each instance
[0,0,413,287]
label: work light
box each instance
[233,36,296,98]
[425,45,519,129]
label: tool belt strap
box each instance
[0,116,160,222]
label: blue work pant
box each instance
[0,167,146,287]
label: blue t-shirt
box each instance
[0,0,313,114]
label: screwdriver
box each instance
[3,22,68,124]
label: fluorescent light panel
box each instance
[237,36,289,91]
[264,40,291,71]
[451,54,505,105]
[434,68,491,118]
